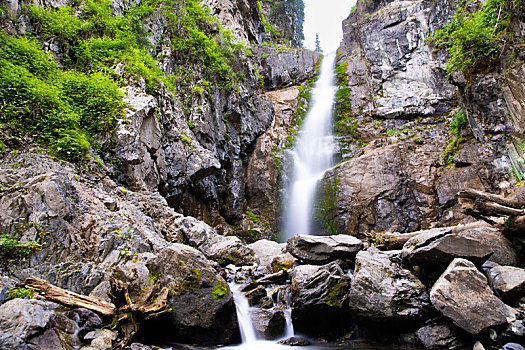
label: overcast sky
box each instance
[303,0,357,53]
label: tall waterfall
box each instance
[283,52,338,240]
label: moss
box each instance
[324,280,347,308]
[211,280,227,300]
[314,176,338,235]
[442,111,468,165]
[272,260,293,272]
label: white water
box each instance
[283,52,338,240]
[226,283,295,350]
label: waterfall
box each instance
[283,52,338,240]
[229,283,258,344]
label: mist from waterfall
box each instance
[282,52,337,240]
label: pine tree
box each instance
[315,33,322,53]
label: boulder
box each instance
[0,276,16,304]
[485,265,525,304]
[416,323,469,350]
[430,258,511,335]
[250,308,286,340]
[245,285,267,306]
[402,227,518,268]
[348,247,429,324]
[142,243,237,345]
[248,239,286,270]
[291,261,351,337]
[0,299,80,350]
[287,234,363,264]
[175,215,255,266]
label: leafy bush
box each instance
[432,0,520,77]
[0,235,42,261]
[6,287,35,301]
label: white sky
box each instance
[303,0,357,53]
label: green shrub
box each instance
[432,0,518,77]
[0,235,42,261]
[6,287,35,301]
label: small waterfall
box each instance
[229,283,258,343]
[283,52,338,240]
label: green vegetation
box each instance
[211,280,227,300]
[259,0,305,46]
[442,111,468,165]
[0,0,251,162]
[324,281,347,308]
[432,0,523,78]
[6,287,35,301]
[314,177,338,235]
[0,221,44,261]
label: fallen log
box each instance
[22,276,115,315]
[256,270,287,284]
[458,188,525,234]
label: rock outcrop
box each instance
[287,234,363,264]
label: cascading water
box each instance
[283,52,338,240]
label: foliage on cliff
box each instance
[432,0,524,78]
[259,0,305,46]
[0,0,251,162]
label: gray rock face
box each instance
[286,234,363,264]
[430,258,510,335]
[146,244,237,345]
[485,265,525,304]
[338,0,456,120]
[291,261,351,337]
[0,276,16,304]
[348,247,429,323]
[416,323,468,350]
[401,227,518,267]
[246,87,300,229]
[255,46,321,90]
[250,308,286,339]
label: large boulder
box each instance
[402,227,518,268]
[348,248,429,324]
[291,261,351,337]
[287,234,363,264]
[430,258,511,335]
[248,239,287,271]
[142,244,237,345]
[0,299,80,350]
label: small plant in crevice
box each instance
[442,110,469,166]
[6,287,35,301]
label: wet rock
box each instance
[485,265,525,304]
[143,243,237,345]
[130,344,153,350]
[402,227,518,268]
[348,247,429,324]
[176,215,255,266]
[430,258,510,335]
[287,234,363,264]
[291,261,351,337]
[506,319,525,338]
[502,343,525,350]
[416,323,469,350]
[0,298,81,349]
[248,239,286,270]
[251,308,286,339]
[84,329,117,350]
[245,285,267,306]
[278,336,311,346]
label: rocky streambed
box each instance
[0,152,522,350]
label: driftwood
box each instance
[21,272,170,349]
[256,270,287,284]
[22,276,115,315]
[458,188,525,234]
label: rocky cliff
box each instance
[314,0,525,238]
